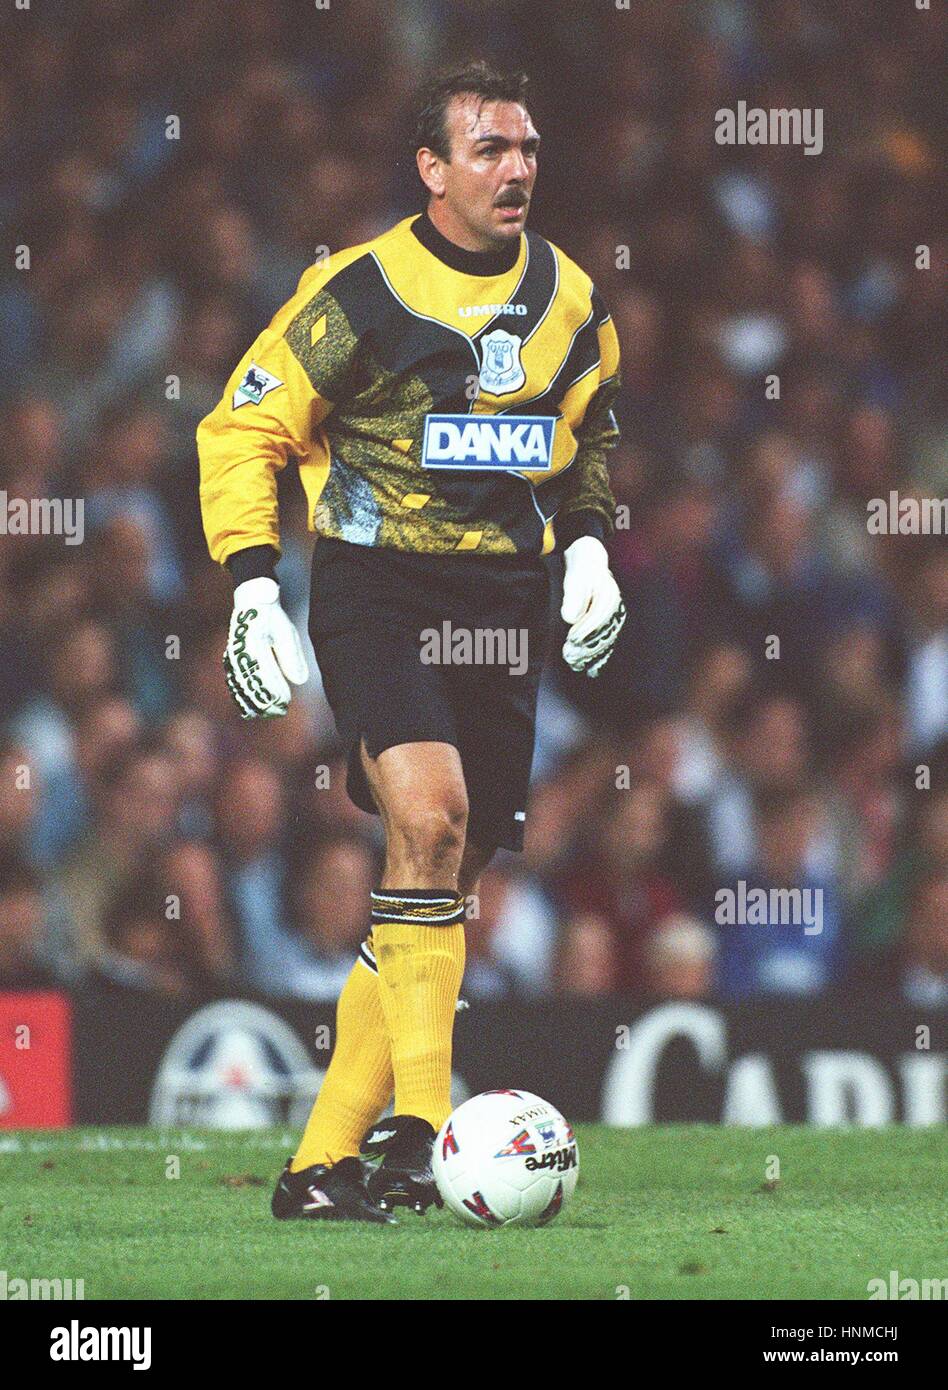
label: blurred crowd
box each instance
[1,0,945,1009]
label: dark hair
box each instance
[412,60,529,162]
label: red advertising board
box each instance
[0,992,72,1128]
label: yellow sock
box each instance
[291,941,393,1171]
[370,889,466,1132]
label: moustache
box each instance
[495,192,528,208]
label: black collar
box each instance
[411,211,521,276]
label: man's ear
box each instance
[416,147,446,198]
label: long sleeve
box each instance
[197,259,359,567]
[554,291,621,547]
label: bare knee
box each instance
[387,799,468,881]
[361,741,469,885]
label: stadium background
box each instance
[0,0,944,1125]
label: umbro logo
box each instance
[367,1128,396,1144]
[458,303,527,317]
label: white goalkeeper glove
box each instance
[560,536,626,678]
[223,577,308,718]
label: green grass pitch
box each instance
[1,1126,944,1300]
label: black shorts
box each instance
[308,537,551,852]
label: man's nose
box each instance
[502,147,531,182]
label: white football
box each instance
[433,1089,578,1227]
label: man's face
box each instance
[421,94,539,248]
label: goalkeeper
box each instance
[198,61,625,1223]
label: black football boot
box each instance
[271,1155,396,1224]
[360,1115,443,1215]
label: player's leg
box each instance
[288,939,392,1169]
[273,938,396,1223]
[363,738,468,1123]
[357,738,471,1211]
[272,832,503,1222]
[366,738,469,887]
[284,778,469,1207]
[285,542,473,1220]
[360,826,498,1213]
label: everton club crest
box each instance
[478,329,525,396]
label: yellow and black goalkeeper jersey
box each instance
[198,212,620,565]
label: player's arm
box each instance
[197,271,351,717]
[556,293,626,678]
